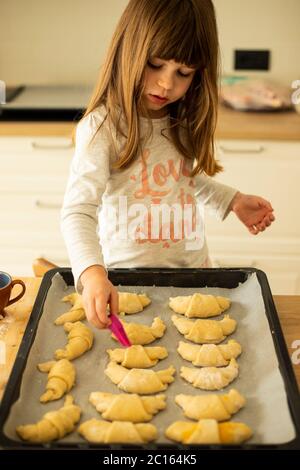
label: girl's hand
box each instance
[230,192,275,235]
[80,265,119,329]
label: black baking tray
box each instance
[0,267,299,450]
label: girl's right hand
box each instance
[80,265,119,329]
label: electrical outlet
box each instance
[234,50,270,71]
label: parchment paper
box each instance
[4,272,296,445]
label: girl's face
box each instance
[141,58,196,118]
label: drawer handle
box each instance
[31,140,73,150]
[219,145,265,154]
[35,199,61,209]
[214,259,257,268]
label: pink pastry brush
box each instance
[108,313,131,347]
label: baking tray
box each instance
[0,267,299,450]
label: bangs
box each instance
[148,1,206,69]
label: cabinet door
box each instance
[0,136,73,192]
[207,140,300,238]
[0,136,73,274]
[0,193,64,247]
[211,251,300,295]
[205,140,300,294]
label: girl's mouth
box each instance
[148,94,169,104]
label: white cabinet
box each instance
[0,136,73,275]
[1,134,300,293]
[205,140,300,294]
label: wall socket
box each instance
[234,50,270,71]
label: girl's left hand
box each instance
[230,192,275,235]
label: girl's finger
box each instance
[269,213,275,221]
[265,214,274,226]
[95,297,110,327]
[259,199,273,211]
[109,288,119,317]
[86,299,106,329]
[249,225,259,235]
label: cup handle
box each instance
[7,280,26,306]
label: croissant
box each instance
[54,292,151,325]
[165,419,252,444]
[177,340,242,367]
[89,392,166,422]
[16,395,81,443]
[169,293,230,318]
[54,293,85,325]
[118,292,151,314]
[107,345,168,368]
[78,418,157,444]
[37,359,76,403]
[175,389,246,421]
[55,321,93,361]
[112,317,166,345]
[105,361,176,394]
[172,314,236,344]
[180,358,239,390]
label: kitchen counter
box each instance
[0,276,299,400]
[0,121,75,137]
[0,105,300,140]
[216,105,300,141]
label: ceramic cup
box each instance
[0,271,26,316]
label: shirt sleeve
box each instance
[61,110,111,292]
[194,172,238,221]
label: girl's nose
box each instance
[157,73,173,91]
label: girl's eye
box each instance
[147,61,193,77]
[147,61,161,69]
[177,71,192,78]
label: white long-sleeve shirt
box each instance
[61,106,237,291]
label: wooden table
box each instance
[0,277,42,399]
[0,277,299,400]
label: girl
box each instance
[61,0,275,329]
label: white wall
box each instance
[0,0,299,87]
[213,0,300,85]
[0,0,128,86]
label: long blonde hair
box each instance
[83,0,222,176]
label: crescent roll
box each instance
[169,293,230,318]
[180,358,239,390]
[172,314,236,344]
[107,345,168,368]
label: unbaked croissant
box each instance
[89,392,166,422]
[175,389,246,421]
[54,292,151,325]
[118,292,151,314]
[177,340,242,367]
[172,314,236,344]
[105,361,176,394]
[37,359,76,403]
[165,419,252,444]
[78,418,157,444]
[55,321,93,360]
[16,395,81,443]
[112,317,166,345]
[180,358,239,390]
[169,293,230,318]
[54,293,85,325]
[107,345,168,368]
